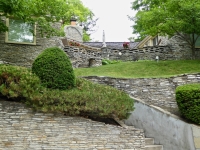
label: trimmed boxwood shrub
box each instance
[176,83,200,124]
[32,47,75,90]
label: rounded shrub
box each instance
[32,47,75,90]
[176,83,200,125]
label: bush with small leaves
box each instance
[32,47,75,90]
[176,83,200,125]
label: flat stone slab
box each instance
[0,100,145,150]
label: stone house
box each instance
[135,35,200,59]
[0,16,65,67]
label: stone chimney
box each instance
[70,17,77,26]
[64,16,83,42]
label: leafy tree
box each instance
[58,0,98,41]
[130,0,200,58]
[81,15,99,41]
[0,0,96,39]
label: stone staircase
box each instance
[145,138,163,150]
[114,116,164,150]
[0,99,164,150]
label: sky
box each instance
[81,0,136,42]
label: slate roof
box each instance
[83,42,139,49]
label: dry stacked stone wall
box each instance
[0,19,63,67]
[102,46,200,61]
[63,46,102,68]
[83,73,200,114]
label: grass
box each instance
[75,60,200,78]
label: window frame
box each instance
[5,18,36,45]
[195,35,200,48]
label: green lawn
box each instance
[74,60,200,78]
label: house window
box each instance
[195,35,200,48]
[5,18,36,45]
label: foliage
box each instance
[81,15,99,42]
[75,60,200,78]
[83,30,91,42]
[32,47,75,90]
[102,59,121,65]
[28,78,134,119]
[69,40,80,46]
[123,42,130,49]
[128,37,135,42]
[0,0,96,39]
[0,64,42,100]
[0,0,65,36]
[130,0,200,57]
[0,65,134,119]
[176,84,200,124]
[60,0,98,41]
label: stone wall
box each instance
[83,73,200,114]
[0,36,63,67]
[0,17,102,68]
[102,45,200,61]
[160,34,200,59]
[63,46,102,68]
[125,100,199,150]
[0,18,64,67]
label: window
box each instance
[195,35,200,48]
[5,18,36,45]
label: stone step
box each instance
[0,100,146,149]
[145,145,163,150]
[145,138,154,145]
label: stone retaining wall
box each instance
[83,73,200,114]
[102,46,200,61]
[125,99,200,150]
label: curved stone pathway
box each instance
[0,100,145,150]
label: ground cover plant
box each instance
[102,59,121,65]
[0,64,134,119]
[0,64,42,100]
[176,84,200,125]
[75,60,200,78]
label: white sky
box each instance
[81,0,136,42]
